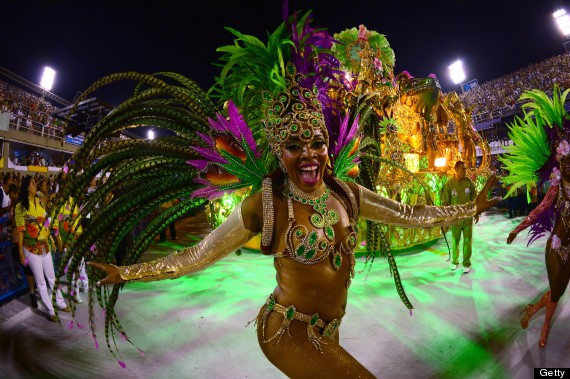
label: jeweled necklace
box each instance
[285,180,339,241]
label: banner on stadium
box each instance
[462,79,478,92]
[65,135,85,146]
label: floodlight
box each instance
[554,9,570,37]
[148,130,155,140]
[40,67,56,91]
[448,60,465,84]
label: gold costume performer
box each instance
[90,76,497,378]
[53,9,499,378]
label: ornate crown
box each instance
[261,63,328,159]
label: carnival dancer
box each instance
[53,10,499,377]
[504,85,570,348]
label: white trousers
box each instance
[24,246,66,315]
[64,248,88,296]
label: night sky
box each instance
[2,0,569,106]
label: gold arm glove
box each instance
[115,202,255,282]
[358,185,476,228]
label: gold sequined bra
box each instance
[266,178,359,284]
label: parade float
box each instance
[204,24,491,253]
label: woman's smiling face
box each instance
[281,129,328,192]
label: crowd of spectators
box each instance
[0,79,64,139]
[12,152,51,167]
[460,53,570,120]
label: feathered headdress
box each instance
[499,84,570,243]
[49,9,365,365]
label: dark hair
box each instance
[454,161,465,169]
[8,183,18,195]
[3,172,12,183]
[17,175,33,211]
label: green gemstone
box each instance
[275,105,281,111]
[301,198,307,204]
[309,200,315,205]
[320,241,327,249]
[308,231,318,245]
[334,254,342,268]
[294,195,300,201]
[286,306,295,320]
[303,130,311,137]
[290,124,298,132]
[280,95,287,102]
[310,314,319,326]
[268,298,275,310]
[296,244,306,256]
[326,226,335,240]
[304,91,311,97]
[296,229,303,237]
[292,89,299,96]
[305,249,315,259]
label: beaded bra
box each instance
[268,178,359,287]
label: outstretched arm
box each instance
[358,175,499,228]
[89,200,257,284]
[507,185,558,244]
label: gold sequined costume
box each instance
[116,175,475,378]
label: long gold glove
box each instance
[358,185,476,228]
[115,202,255,282]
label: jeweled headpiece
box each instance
[261,63,329,161]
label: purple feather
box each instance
[226,100,258,157]
[92,335,100,350]
[187,159,213,171]
[190,146,227,165]
[332,113,360,157]
[196,132,214,147]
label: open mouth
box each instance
[298,164,320,185]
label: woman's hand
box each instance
[475,175,501,216]
[507,232,518,244]
[87,262,126,286]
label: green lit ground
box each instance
[1,208,569,378]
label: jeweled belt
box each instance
[260,294,341,351]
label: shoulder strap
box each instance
[332,178,359,220]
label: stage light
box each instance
[434,157,447,168]
[554,9,570,37]
[147,130,155,140]
[448,60,465,85]
[40,67,56,91]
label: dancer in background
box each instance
[503,85,570,348]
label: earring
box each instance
[279,159,287,174]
